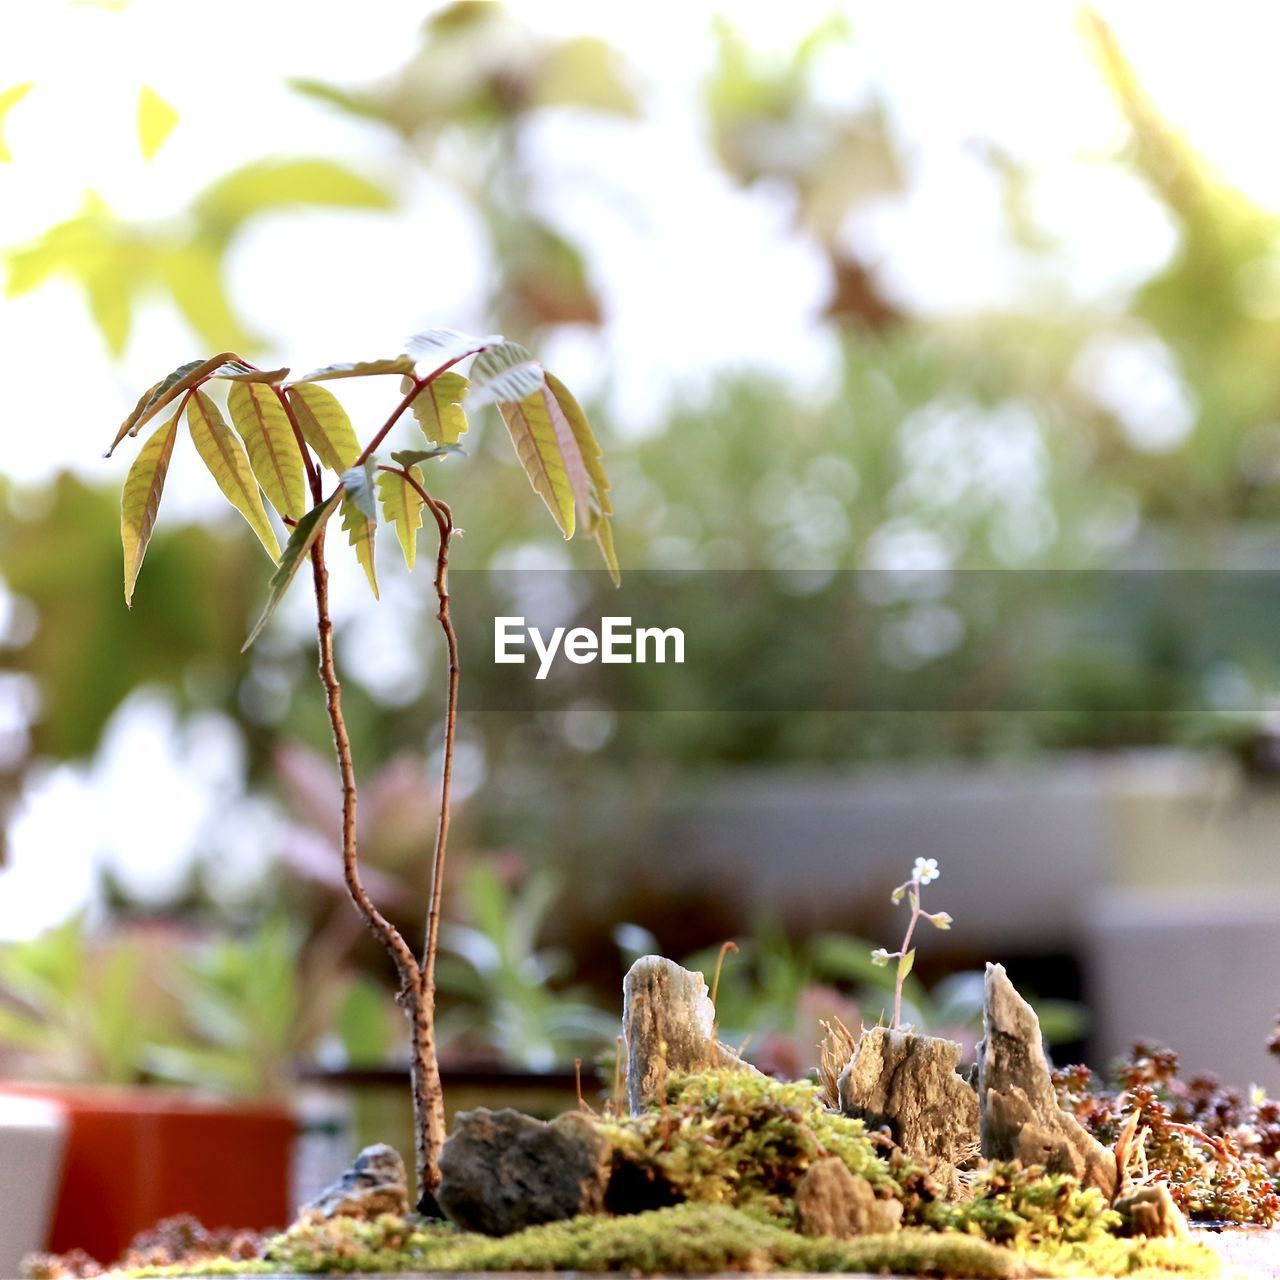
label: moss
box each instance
[1024,1236,1221,1278]
[598,1069,902,1221]
[258,1205,1023,1276]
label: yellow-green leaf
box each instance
[497,384,583,539]
[900,949,916,982]
[243,492,340,651]
[295,356,414,383]
[120,408,179,605]
[186,390,280,561]
[137,86,178,160]
[341,492,378,598]
[286,383,362,473]
[0,82,34,164]
[107,352,238,456]
[545,372,618,582]
[403,371,468,446]
[227,380,305,520]
[376,466,425,570]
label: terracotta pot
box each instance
[0,1084,296,1265]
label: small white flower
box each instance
[913,857,939,885]
[870,948,892,968]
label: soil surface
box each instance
[1196,1224,1280,1278]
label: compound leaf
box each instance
[187,390,280,560]
[403,371,468,445]
[227,380,305,520]
[286,383,362,473]
[377,465,425,570]
[120,408,180,605]
[243,492,341,651]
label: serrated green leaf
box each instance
[120,408,179,605]
[294,356,415,383]
[227,380,305,520]
[341,459,378,521]
[341,492,378,598]
[405,327,499,370]
[900,948,916,982]
[137,85,178,160]
[107,352,237,456]
[243,492,341,650]
[390,445,463,466]
[0,82,34,164]
[377,466,425,570]
[469,341,545,407]
[187,390,280,560]
[285,383,362,473]
[403,371,468,445]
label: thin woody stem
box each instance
[309,526,420,994]
[377,464,460,1206]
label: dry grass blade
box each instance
[818,1016,858,1109]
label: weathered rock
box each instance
[622,955,761,1114]
[300,1143,409,1221]
[838,1026,978,1197]
[1115,1185,1189,1238]
[437,1108,611,1236]
[795,1157,904,1238]
[977,963,1117,1197]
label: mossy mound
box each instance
[258,1205,1022,1276]
[599,1068,903,1221]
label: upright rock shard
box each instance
[977,963,1117,1197]
[838,1026,979,1192]
[622,955,760,1115]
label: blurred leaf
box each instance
[377,464,425,569]
[899,948,916,982]
[159,242,258,352]
[243,491,340,650]
[469,340,545,407]
[0,82,34,163]
[286,383,362,473]
[531,36,637,116]
[120,407,180,604]
[295,356,414,383]
[404,370,468,445]
[341,490,378,598]
[191,159,392,236]
[227,379,306,520]
[137,85,178,160]
[336,978,397,1067]
[186,390,281,561]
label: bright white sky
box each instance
[3,0,1280,936]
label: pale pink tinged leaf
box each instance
[120,408,180,604]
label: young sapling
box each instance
[106,328,618,1212]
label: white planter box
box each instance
[0,1093,67,1276]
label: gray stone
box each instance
[838,1026,978,1197]
[622,955,761,1115]
[1116,1185,1189,1238]
[437,1108,611,1236]
[977,963,1117,1197]
[795,1157,904,1238]
[301,1143,409,1220]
